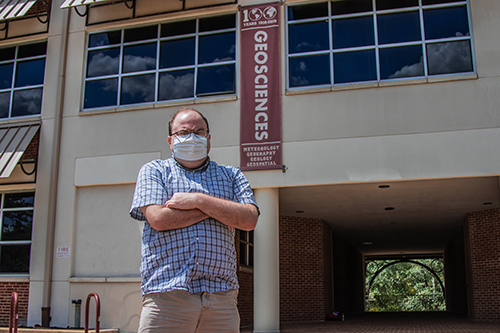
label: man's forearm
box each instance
[141,204,208,231]
[166,193,259,231]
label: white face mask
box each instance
[172,133,208,161]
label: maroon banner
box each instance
[240,2,282,171]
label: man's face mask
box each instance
[172,133,208,161]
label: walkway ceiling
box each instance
[279,176,500,257]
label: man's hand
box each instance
[165,192,202,211]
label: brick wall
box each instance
[465,208,500,321]
[0,281,29,327]
[279,216,332,322]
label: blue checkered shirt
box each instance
[130,157,258,296]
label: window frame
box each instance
[82,13,238,111]
[0,191,35,276]
[0,41,47,120]
[239,230,254,268]
[286,0,475,91]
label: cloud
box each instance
[121,75,155,102]
[13,89,42,115]
[159,72,194,100]
[87,51,119,77]
[123,55,156,73]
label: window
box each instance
[0,42,47,119]
[84,14,236,110]
[287,0,473,89]
[239,230,254,267]
[0,192,35,274]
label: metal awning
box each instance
[0,124,39,178]
[0,0,38,22]
[60,0,111,8]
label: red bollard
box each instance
[84,293,100,333]
[9,292,18,333]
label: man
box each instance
[130,107,259,333]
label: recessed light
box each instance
[378,185,390,189]
[385,207,395,211]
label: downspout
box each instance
[41,3,70,327]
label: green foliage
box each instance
[365,259,445,312]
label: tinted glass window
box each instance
[122,43,157,73]
[197,64,235,95]
[0,93,9,118]
[423,0,458,5]
[0,47,15,61]
[161,20,196,37]
[288,21,329,54]
[87,48,120,77]
[89,31,121,47]
[289,54,331,87]
[84,79,118,109]
[0,64,13,89]
[288,2,328,20]
[121,74,155,105]
[85,15,236,108]
[2,211,33,241]
[378,11,421,44]
[198,32,236,64]
[15,59,46,87]
[331,0,372,15]
[0,245,31,273]
[199,14,235,32]
[4,193,35,208]
[159,69,195,101]
[12,88,43,117]
[376,0,418,10]
[0,43,46,118]
[380,45,424,79]
[333,50,376,84]
[427,40,472,75]
[424,6,469,40]
[332,16,374,49]
[124,25,157,42]
[18,42,47,58]
[160,38,196,68]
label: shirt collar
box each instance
[172,156,210,172]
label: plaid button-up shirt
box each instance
[130,157,258,296]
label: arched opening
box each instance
[365,258,445,312]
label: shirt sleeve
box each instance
[232,168,260,213]
[129,160,168,221]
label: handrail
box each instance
[9,292,19,333]
[84,293,100,333]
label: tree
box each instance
[365,259,445,312]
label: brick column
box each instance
[465,208,500,321]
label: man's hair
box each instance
[168,107,210,136]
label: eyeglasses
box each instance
[171,129,209,137]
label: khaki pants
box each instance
[138,289,240,333]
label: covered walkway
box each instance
[241,312,500,332]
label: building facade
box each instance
[0,0,499,332]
